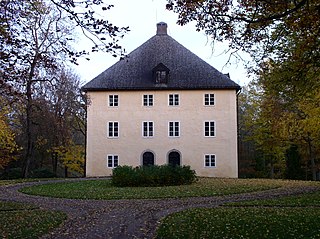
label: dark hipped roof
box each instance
[82,23,240,92]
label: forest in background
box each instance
[1,0,319,180]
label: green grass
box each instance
[0,178,62,186]
[17,178,306,200]
[156,207,320,239]
[227,190,320,207]
[0,201,67,239]
[156,188,320,239]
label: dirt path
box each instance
[0,180,319,239]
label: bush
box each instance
[112,165,197,187]
[0,168,23,179]
[30,168,57,178]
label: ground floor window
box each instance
[168,151,181,166]
[142,151,155,166]
[204,154,216,167]
[107,155,119,168]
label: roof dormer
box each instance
[152,63,169,84]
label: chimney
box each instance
[156,22,167,35]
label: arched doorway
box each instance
[142,151,155,166]
[168,151,181,166]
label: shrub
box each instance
[112,165,197,187]
[0,168,23,179]
[30,168,57,178]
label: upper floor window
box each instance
[107,155,119,168]
[204,121,215,137]
[204,154,216,167]
[169,121,180,137]
[143,94,153,106]
[109,95,118,107]
[142,121,154,137]
[169,94,179,106]
[108,121,119,138]
[204,93,215,106]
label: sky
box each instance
[74,0,251,86]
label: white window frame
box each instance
[107,154,119,168]
[142,121,154,137]
[204,93,215,106]
[108,121,119,138]
[204,121,215,137]
[143,94,154,106]
[204,154,216,167]
[109,94,119,107]
[168,94,179,106]
[168,121,180,137]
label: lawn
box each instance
[17,178,312,200]
[2,177,320,238]
[0,201,66,239]
[156,190,320,239]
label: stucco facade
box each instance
[86,89,238,177]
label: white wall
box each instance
[86,90,238,177]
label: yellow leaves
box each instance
[0,111,19,169]
[50,142,84,174]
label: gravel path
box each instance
[0,179,319,239]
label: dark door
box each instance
[168,151,180,166]
[142,152,154,166]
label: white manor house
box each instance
[82,22,241,178]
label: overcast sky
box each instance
[74,0,251,86]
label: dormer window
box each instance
[156,71,167,83]
[153,63,169,84]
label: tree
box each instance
[0,97,19,169]
[1,0,125,177]
[50,142,85,177]
[166,0,320,69]
[239,80,289,178]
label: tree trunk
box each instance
[22,80,33,178]
[64,166,68,178]
[307,139,316,181]
[22,56,38,178]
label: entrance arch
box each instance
[142,151,155,166]
[168,151,181,166]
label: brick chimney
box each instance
[156,22,167,35]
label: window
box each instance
[169,94,179,106]
[204,93,215,106]
[169,121,180,137]
[153,63,169,84]
[108,121,119,138]
[205,154,216,167]
[107,155,119,168]
[109,95,118,107]
[204,121,215,137]
[142,121,154,137]
[143,94,153,106]
[156,71,167,83]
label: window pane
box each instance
[109,95,113,106]
[149,95,153,106]
[174,94,179,105]
[169,95,173,105]
[169,122,173,136]
[205,122,209,136]
[210,94,214,105]
[210,122,215,136]
[204,94,209,105]
[108,158,113,167]
[114,156,119,167]
[143,95,148,106]
[149,122,153,136]
[114,95,118,106]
